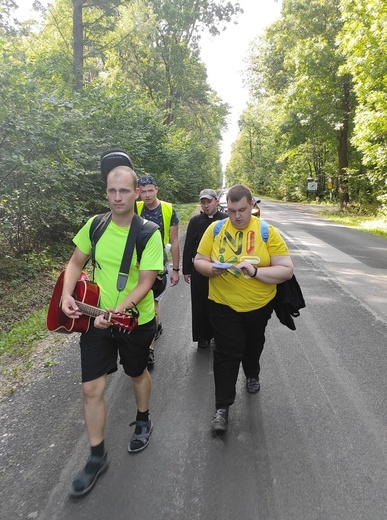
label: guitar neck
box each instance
[75,300,106,319]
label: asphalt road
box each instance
[1,201,387,520]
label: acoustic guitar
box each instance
[47,271,138,334]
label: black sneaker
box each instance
[211,408,228,432]
[147,349,155,368]
[154,323,163,340]
[246,377,260,394]
[70,453,108,497]
[128,420,153,453]
[197,340,209,348]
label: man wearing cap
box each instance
[136,174,180,367]
[183,189,227,348]
[61,150,164,497]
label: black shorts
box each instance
[79,318,157,382]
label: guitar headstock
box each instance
[110,311,139,333]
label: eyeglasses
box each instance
[138,176,157,187]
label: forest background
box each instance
[1,0,387,394]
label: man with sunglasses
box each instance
[136,174,180,368]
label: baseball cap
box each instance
[199,189,217,200]
[100,149,134,183]
[138,174,158,186]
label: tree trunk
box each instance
[73,0,84,91]
[337,75,351,209]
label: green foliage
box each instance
[231,0,387,208]
[0,308,48,356]
[319,211,387,238]
[338,0,387,182]
[173,202,198,223]
[0,0,238,257]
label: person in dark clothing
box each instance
[183,189,228,348]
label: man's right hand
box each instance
[61,295,81,318]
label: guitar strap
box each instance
[116,213,142,292]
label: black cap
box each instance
[100,149,134,183]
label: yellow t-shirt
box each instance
[197,217,289,312]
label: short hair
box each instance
[227,185,252,204]
[107,165,138,190]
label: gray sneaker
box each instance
[211,408,228,432]
[128,420,153,453]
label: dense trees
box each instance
[227,0,386,209]
[339,0,387,206]
[1,0,386,259]
[0,0,240,255]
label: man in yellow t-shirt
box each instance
[195,184,294,432]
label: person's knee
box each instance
[82,377,106,400]
[131,368,149,384]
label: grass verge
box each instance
[318,211,387,238]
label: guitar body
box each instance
[47,272,100,334]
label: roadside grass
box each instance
[318,211,387,238]
[0,308,47,357]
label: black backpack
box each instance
[89,212,160,271]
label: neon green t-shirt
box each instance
[197,217,290,312]
[73,217,164,324]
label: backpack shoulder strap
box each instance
[213,218,227,237]
[135,218,160,263]
[260,219,269,242]
[89,212,112,268]
[117,214,142,292]
[213,217,269,243]
[90,211,112,241]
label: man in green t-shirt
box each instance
[195,184,294,433]
[61,150,164,497]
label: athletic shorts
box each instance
[79,318,157,382]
